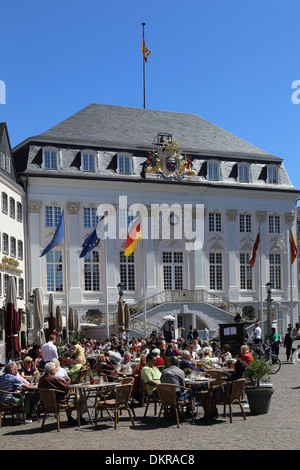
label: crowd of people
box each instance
[2,321,297,427]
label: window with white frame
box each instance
[1,152,5,170]
[120,251,135,291]
[46,250,63,292]
[83,207,98,229]
[268,166,279,184]
[2,233,8,254]
[45,206,62,228]
[17,240,23,260]
[238,163,250,182]
[269,215,280,234]
[17,202,22,222]
[43,148,58,169]
[239,214,252,233]
[18,278,24,299]
[163,251,184,290]
[119,208,134,231]
[0,273,2,297]
[3,274,9,294]
[209,212,222,232]
[2,192,7,213]
[9,197,15,218]
[10,237,16,257]
[269,253,281,290]
[207,161,219,181]
[209,252,223,290]
[240,253,252,290]
[84,250,100,291]
[82,151,96,172]
[5,155,10,174]
[117,153,132,175]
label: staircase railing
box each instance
[130,289,240,319]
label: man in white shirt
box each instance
[254,323,262,348]
[41,335,58,367]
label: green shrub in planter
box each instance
[244,356,274,415]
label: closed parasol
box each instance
[5,276,21,360]
[116,298,125,337]
[33,288,46,346]
[74,309,81,335]
[48,293,56,338]
[124,303,131,332]
[68,307,75,335]
[56,305,63,336]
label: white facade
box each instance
[12,104,300,340]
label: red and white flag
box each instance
[249,232,260,268]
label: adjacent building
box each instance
[0,123,26,350]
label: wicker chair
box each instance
[39,388,81,431]
[0,390,26,427]
[206,370,224,386]
[156,383,194,428]
[141,379,160,418]
[221,378,246,423]
[94,383,134,429]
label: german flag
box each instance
[124,216,142,257]
[289,227,297,264]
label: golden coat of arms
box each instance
[145,137,197,180]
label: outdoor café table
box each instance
[70,381,121,424]
[185,378,216,411]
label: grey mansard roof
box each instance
[13,103,299,192]
[15,103,280,160]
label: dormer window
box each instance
[117,153,132,175]
[267,166,279,184]
[238,163,250,183]
[207,161,219,181]
[43,148,59,170]
[81,151,96,172]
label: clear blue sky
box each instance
[1,0,300,187]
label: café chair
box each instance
[156,383,194,428]
[141,379,160,418]
[206,370,224,386]
[221,378,246,423]
[0,390,26,427]
[39,388,81,432]
[94,383,134,429]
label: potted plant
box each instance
[244,355,274,415]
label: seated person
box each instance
[201,340,213,355]
[199,349,214,368]
[115,352,133,376]
[0,362,38,423]
[52,358,71,383]
[161,356,189,402]
[68,341,86,365]
[179,350,196,371]
[20,356,39,381]
[240,345,253,364]
[95,352,115,375]
[219,344,232,362]
[141,353,161,398]
[192,339,201,355]
[225,359,247,382]
[67,356,85,383]
[165,343,177,357]
[152,348,165,367]
[39,362,87,425]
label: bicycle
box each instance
[249,341,281,374]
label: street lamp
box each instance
[117,282,124,299]
[265,282,273,338]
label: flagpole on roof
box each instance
[142,23,146,109]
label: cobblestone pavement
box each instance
[0,350,299,451]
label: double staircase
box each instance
[129,289,241,336]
